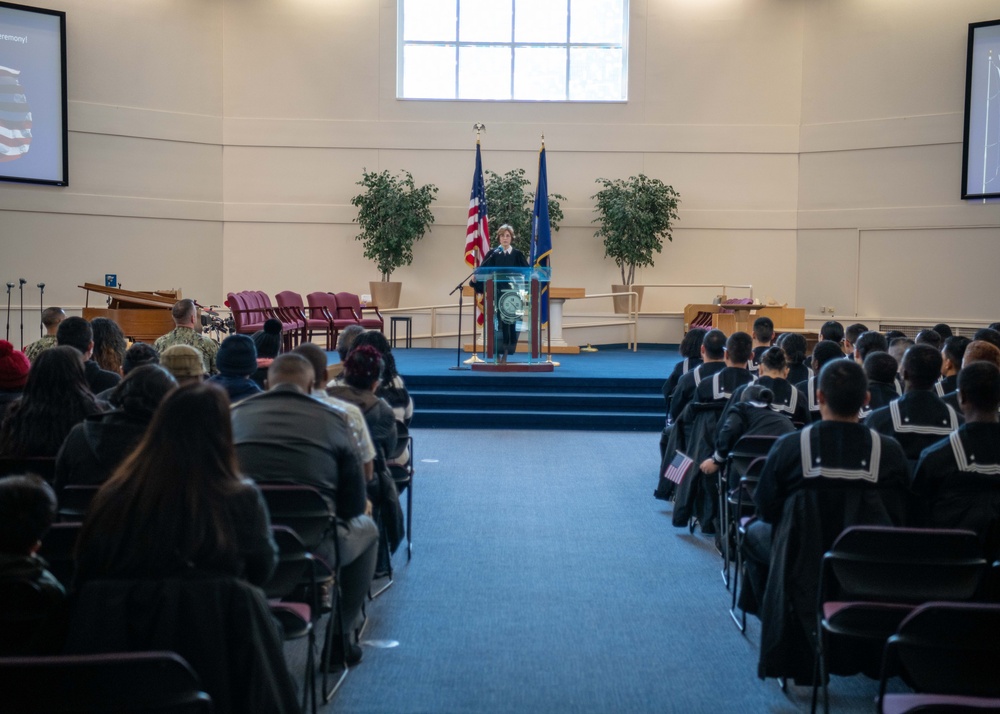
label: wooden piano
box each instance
[79,283,179,343]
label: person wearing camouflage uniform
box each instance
[153,299,219,375]
[23,307,66,362]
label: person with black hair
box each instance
[327,324,366,382]
[90,317,127,376]
[728,346,809,425]
[743,360,910,680]
[863,351,902,414]
[777,332,811,385]
[939,335,971,396]
[700,384,795,475]
[56,316,121,394]
[865,345,960,464]
[973,327,1000,351]
[348,329,414,426]
[0,475,67,654]
[914,328,943,351]
[819,320,844,345]
[55,365,178,492]
[888,336,914,366]
[796,340,850,423]
[843,323,869,355]
[250,318,283,388]
[931,323,954,341]
[669,328,728,424]
[207,334,262,404]
[0,347,101,458]
[853,330,889,365]
[94,341,162,406]
[662,328,705,419]
[750,317,774,373]
[884,330,907,343]
[912,362,1000,557]
[693,331,754,406]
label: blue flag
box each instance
[530,145,551,327]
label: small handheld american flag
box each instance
[663,451,695,485]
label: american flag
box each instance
[0,66,32,163]
[465,141,491,325]
[663,451,695,485]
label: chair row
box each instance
[227,290,384,351]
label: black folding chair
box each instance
[878,602,1000,713]
[720,435,778,587]
[814,526,989,714]
[729,457,766,633]
[0,651,213,713]
[387,433,414,562]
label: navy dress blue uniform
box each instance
[865,390,961,464]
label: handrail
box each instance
[639,283,754,301]
[560,291,638,351]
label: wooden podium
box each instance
[79,283,178,343]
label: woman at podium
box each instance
[474,225,528,363]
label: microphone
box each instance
[36,282,45,289]
[5,282,12,289]
[18,278,26,286]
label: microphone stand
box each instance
[4,282,12,342]
[17,279,26,348]
[37,283,45,339]
[448,268,478,371]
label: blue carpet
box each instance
[317,429,893,713]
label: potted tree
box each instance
[484,168,565,255]
[592,174,680,314]
[351,169,438,309]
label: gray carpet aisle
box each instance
[322,429,884,714]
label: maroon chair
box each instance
[227,291,264,336]
[306,293,355,349]
[276,291,328,350]
[332,292,383,332]
[253,291,304,349]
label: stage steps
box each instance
[405,373,665,432]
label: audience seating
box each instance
[264,525,317,714]
[387,430,414,563]
[332,292,384,332]
[720,436,779,587]
[728,456,766,632]
[0,651,213,713]
[226,291,304,349]
[878,602,1000,714]
[57,484,100,523]
[276,291,333,352]
[305,292,357,350]
[814,526,989,714]
[257,483,349,703]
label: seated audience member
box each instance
[56,317,120,394]
[23,307,65,363]
[853,329,888,365]
[750,317,775,373]
[90,317,127,375]
[207,335,262,404]
[884,329,907,343]
[250,318,282,389]
[932,322,954,341]
[159,344,208,387]
[0,340,30,417]
[700,385,795,476]
[843,322,869,356]
[662,328,706,421]
[973,327,1000,351]
[728,346,809,425]
[795,340,846,423]
[668,328,727,425]
[0,475,67,655]
[74,384,277,587]
[941,340,1000,413]
[939,335,970,395]
[743,359,910,683]
[865,344,960,464]
[95,342,161,406]
[888,337,915,368]
[154,299,219,375]
[327,346,404,558]
[778,332,810,386]
[863,351,901,414]
[0,347,100,458]
[349,329,414,426]
[292,342,377,483]
[912,362,1000,557]
[327,324,366,382]
[819,320,844,345]
[232,354,378,666]
[54,366,177,493]
[695,331,755,404]
[915,328,943,351]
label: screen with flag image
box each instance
[0,1,67,186]
[962,18,1000,200]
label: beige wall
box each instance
[0,0,997,341]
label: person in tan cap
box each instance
[159,344,207,387]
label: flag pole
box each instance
[463,123,488,365]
